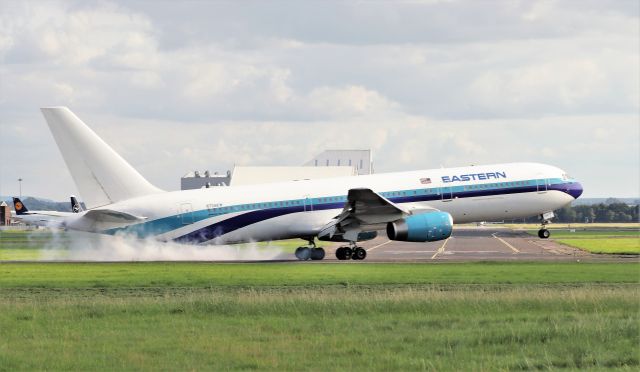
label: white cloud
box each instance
[0,0,638,199]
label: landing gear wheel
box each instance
[295,247,312,260]
[310,248,325,260]
[352,247,367,260]
[538,229,550,239]
[335,247,353,260]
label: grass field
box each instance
[527,229,640,254]
[505,223,640,229]
[522,229,640,255]
[1,230,639,370]
[0,262,638,288]
[556,238,640,254]
[0,262,638,370]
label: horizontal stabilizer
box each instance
[84,209,147,223]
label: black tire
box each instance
[539,229,550,239]
[310,248,325,260]
[295,247,311,260]
[344,247,353,260]
[335,247,346,260]
[352,247,367,260]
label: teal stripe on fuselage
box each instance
[104,177,567,238]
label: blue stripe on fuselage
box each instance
[104,178,578,243]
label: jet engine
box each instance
[386,211,453,242]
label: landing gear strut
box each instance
[335,242,367,261]
[295,239,325,261]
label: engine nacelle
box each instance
[386,212,453,242]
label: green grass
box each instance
[0,284,637,371]
[529,230,640,238]
[1,230,639,370]
[506,223,640,229]
[557,238,640,254]
[0,262,638,288]
[521,229,640,254]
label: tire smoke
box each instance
[37,230,289,261]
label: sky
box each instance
[0,0,638,200]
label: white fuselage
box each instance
[15,211,76,227]
[62,162,582,244]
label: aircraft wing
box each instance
[84,209,147,223]
[318,188,434,241]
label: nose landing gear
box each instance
[537,211,554,239]
[538,228,550,239]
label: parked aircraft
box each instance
[12,197,79,227]
[40,107,583,260]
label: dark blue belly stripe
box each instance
[172,182,577,244]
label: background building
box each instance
[304,150,372,175]
[180,149,372,190]
[181,170,231,190]
[0,201,11,226]
[230,166,356,186]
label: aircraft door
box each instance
[536,178,548,193]
[441,187,453,202]
[180,203,194,225]
[303,196,313,212]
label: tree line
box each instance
[513,199,639,223]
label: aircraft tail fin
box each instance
[70,195,83,213]
[41,107,163,209]
[13,197,28,215]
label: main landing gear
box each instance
[335,242,367,261]
[295,240,325,261]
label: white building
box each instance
[230,166,356,186]
[181,170,231,190]
[303,149,372,175]
[180,149,372,190]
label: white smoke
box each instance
[37,230,289,261]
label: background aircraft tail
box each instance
[41,107,162,209]
[13,197,28,215]
[70,195,83,213]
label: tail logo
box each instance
[73,205,80,213]
[15,202,23,211]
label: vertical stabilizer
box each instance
[41,107,162,209]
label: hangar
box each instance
[181,149,372,190]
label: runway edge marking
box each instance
[491,232,520,253]
[431,238,450,259]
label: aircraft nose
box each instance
[567,182,583,199]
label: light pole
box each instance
[18,178,22,198]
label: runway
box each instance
[309,226,637,262]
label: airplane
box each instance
[13,196,83,227]
[40,107,583,260]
